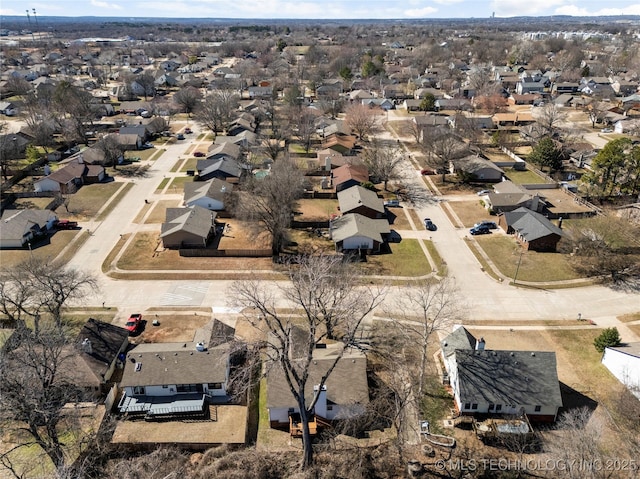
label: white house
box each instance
[602,343,640,399]
[118,343,230,418]
[266,343,369,434]
[183,178,233,211]
[441,326,563,422]
[0,209,57,248]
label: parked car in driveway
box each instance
[125,314,143,334]
[184,127,193,134]
[384,199,400,207]
[424,218,437,231]
[470,225,491,235]
[54,219,79,230]
[176,133,185,140]
[193,151,205,157]
[477,189,491,196]
[473,221,497,229]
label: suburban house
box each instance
[214,130,257,149]
[337,185,385,219]
[441,326,563,423]
[601,343,640,400]
[484,181,545,214]
[266,341,369,435]
[72,318,129,395]
[33,159,106,194]
[196,157,243,182]
[330,213,390,254]
[498,207,563,252]
[321,133,357,155]
[206,141,241,161]
[0,209,57,248]
[451,155,504,182]
[117,343,230,419]
[160,206,217,249]
[183,178,233,211]
[0,101,17,116]
[331,164,369,192]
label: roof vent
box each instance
[510,352,514,356]
[531,352,535,357]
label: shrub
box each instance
[594,327,621,353]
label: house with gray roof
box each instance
[266,342,369,432]
[498,207,563,252]
[160,206,216,249]
[330,213,390,254]
[33,159,105,194]
[441,326,562,423]
[337,185,385,219]
[206,141,240,161]
[196,157,243,182]
[0,209,57,248]
[451,154,504,183]
[183,178,233,211]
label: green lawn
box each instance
[166,176,193,193]
[179,157,199,172]
[503,168,548,184]
[361,239,431,277]
[474,235,581,282]
[424,240,446,276]
[155,177,170,193]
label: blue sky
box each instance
[2,0,639,19]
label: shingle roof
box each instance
[120,345,229,388]
[266,346,369,409]
[331,213,390,243]
[197,157,242,179]
[337,185,384,215]
[1,209,56,243]
[504,207,562,242]
[76,318,128,381]
[331,164,369,187]
[183,178,233,206]
[441,326,477,358]
[455,349,562,409]
[160,206,215,239]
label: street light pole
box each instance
[513,247,524,284]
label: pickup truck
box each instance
[54,219,79,230]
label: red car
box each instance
[55,219,79,230]
[184,127,193,134]
[125,314,142,334]
[193,151,205,157]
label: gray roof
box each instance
[504,207,562,241]
[441,326,477,358]
[1,209,56,243]
[197,157,242,179]
[493,180,525,195]
[331,213,390,244]
[183,178,233,206]
[453,155,504,175]
[455,349,563,409]
[120,345,229,388]
[207,141,240,160]
[266,346,369,409]
[76,318,128,380]
[337,185,384,215]
[160,206,215,240]
[606,342,640,359]
[488,192,531,208]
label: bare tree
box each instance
[361,138,404,191]
[0,258,97,332]
[94,134,125,169]
[230,254,386,469]
[388,278,460,400]
[345,103,379,141]
[53,80,97,145]
[536,103,566,136]
[172,86,202,118]
[194,89,240,135]
[134,71,156,101]
[232,158,304,256]
[586,100,609,129]
[421,127,466,182]
[293,108,317,154]
[0,124,24,182]
[0,325,84,474]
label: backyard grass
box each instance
[474,235,581,282]
[420,374,453,435]
[287,229,335,254]
[14,196,54,209]
[294,199,339,221]
[447,200,493,228]
[56,182,125,220]
[618,312,640,323]
[503,168,547,184]
[360,239,431,277]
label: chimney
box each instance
[530,194,540,212]
[81,338,92,354]
[475,337,485,351]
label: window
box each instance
[488,404,495,411]
[208,383,223,390]
[162,385,168,389]
[133,386,145,395]
[534,405,542,412]
[464,403,471,410]
[471,403,478,410]
[496,404,502,411]
[176,384,198,393]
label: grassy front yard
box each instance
[448,200,493,228]
[361,239,431,277]
[56,182,125,220]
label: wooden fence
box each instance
[179,248,272,257]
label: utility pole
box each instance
[513,246,524,285]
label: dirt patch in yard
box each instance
[129,313,212,344]
[217,219,271,250]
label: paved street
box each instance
[63,116,640,342]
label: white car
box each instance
[477,190,491,196]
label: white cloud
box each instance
[91,0,123,9]
[405,6,438,17]
[491,0,568,16]
[555,4,640,16]
[433,0,463,4]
